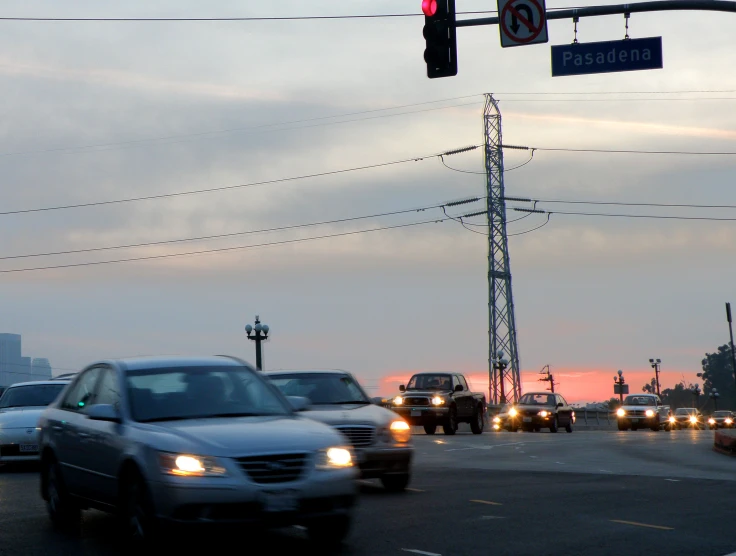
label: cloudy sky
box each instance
[1,0,735,403]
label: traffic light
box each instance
[422,0,457,78]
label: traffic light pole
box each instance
[455,0,736,29]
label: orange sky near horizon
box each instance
[373,368,702,404]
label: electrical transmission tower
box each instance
[484,93,522,405]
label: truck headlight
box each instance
[390,420,412,443]
[689,416,697,424]
[616,408,626,417]
[539,410,549,418]
[316,447,353,470]
[431,396,445,406]
[159,453,227,477]
[669,416,676,423]
[393,396,404,405]
[645,410,655,417]
[709,418,716,425]
[508,408,517,417]
[726,418,733,425]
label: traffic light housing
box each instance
[422,0,457,78]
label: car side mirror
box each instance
[87,404,121,423]
[287,396,311,412]
[454,384,463,392]
[399,385,406,392]
[557,402,564,408]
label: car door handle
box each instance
[77,432,91,439]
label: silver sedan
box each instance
[38,356,358,545]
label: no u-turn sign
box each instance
[497,0,549,48]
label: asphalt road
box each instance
[1,430,735,555]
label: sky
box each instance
[1,0,735,404]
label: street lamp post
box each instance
[710,387,720,411]
[648,358,662,396]
[613,370,626,405]
[245,315,269,370]
[691,384,701,408]
[493,350,509,404]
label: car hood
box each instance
[300,403,399,427]
[138,415,344,457]
[0,407,45,428]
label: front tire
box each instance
[565,419,573,433]
[121,470,160,545]
[423,424,436,435]
[470,406,485,434]
[381,473,410,492]
[443,408,458,435]
[307,514,351,546]
[45,459,81,533]
[549,417,558,433]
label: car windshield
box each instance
[0,383,66,408]
[126,365,292,423]
[675,408,696,415]
[267,372,370,404]
[714,411,732,417]
[518,393,555,406]
[406,374,452,390]
[623,395,656,406]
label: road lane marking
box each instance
[406,488,425,492]
[471,499,502,506]
[598,469,613,473]
[402,550,441,556]
[610,519,674,531]
[664,479,680,482]
[481,515,506,519]
[445,447,475,452]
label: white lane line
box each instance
[555,461,564,464]
[402,550,441,556]
[529,456,538,458]
[599,469,614,473]
[445,447,475,452]
[665,479,681,482]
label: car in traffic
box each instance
[0,379,72,464]
[38,356,358,545]
[263,369,413,492]
[671,407,704,429]
[708,410,735,429]
[615,394,671,431]
[506,392,575,433]
[491,404,519,432]
[390,372,486,435]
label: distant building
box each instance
[0,333,52,387]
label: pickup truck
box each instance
[390,372,487,435]
[615,393,671,431]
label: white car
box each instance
[0,380,72,463]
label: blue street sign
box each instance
[551,37,663,77]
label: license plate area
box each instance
[523,417,532,423]
[19,444,38,453]
[262,490,298,513]
[411,409,422,417]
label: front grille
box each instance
[404,397,430,406]
[0,445,38,457]
[517,409,539,416]
[628,410,649,417]
[335,425,375,447]
[237,453,307,484]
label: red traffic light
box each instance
[422,0,437,16]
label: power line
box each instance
[0,144,481,216]
[513,207,736,221]
[0,196,482,260]
[502,145,736,156]
[504,196,736,210]
[0,217,455,274]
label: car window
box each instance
[267,372,370,404]
[60,368,103,412]
[0,383,67,408]
[452,376,462,390]
[456,375,469,391]
[93,368,121,409]
[518,393,555,405]
[406,374,452,390]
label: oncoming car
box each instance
[264,369,413,492]
[708,410,735,429]
[0,380,71,464]
[38,356,358,545]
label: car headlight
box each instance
[393,396,404,405]
[726,418,733,424]
[159,453,227,477]
[493,416,501,424]
[431,396,445,406]
[645,410,655,417]
[390,420,411,443]
[709,418,716,424]
[508,408,517,417]
[689,416,697,424]
[616,408,626,417]
[669,416,676,423]
[539,410,549,418]
[316,447,353,470]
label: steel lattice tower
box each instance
[484,94,522,405]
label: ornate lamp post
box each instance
[245,315,269,370]
[648,358,662,396]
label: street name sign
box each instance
[497,0,549,48]
[551,36,663,77]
